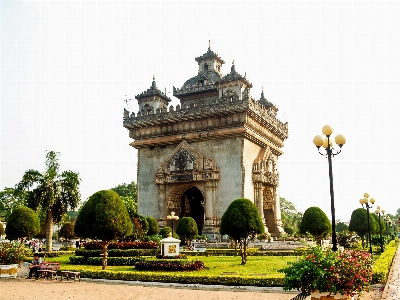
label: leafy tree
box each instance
[146,216,159,236]
[34,221,46,239]
[176,217,198,246]
[280,197,303,235]
[59,222,77,246]
[220,198,264,265]
[111,182,137,218]
[16,151,81,252]
[128,213,148,240]
[336,222,349,233]
[300,207,331,243]
[0,187,28,221]
[74,190,132,270]
[5,206,40,240]
[371,213,385,235]
[159,226,172,238]
[349,208,379,247]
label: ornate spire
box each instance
[208,39,211,50]
[231,59,236,73]
[261,86,265,99]
[152,75,156,88]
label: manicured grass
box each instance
[45,254,297,276]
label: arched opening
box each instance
[180,187,204,234]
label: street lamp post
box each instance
[167,211,179,237]
[375,207,385,253]
[359,193,375,254]
[313,125,346,252]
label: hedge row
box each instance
[181,248,304,256]
[135,259,204,271]
[83,241,158,250]
[56,267,285,287]
[69,256,144,266]
[372,239,399,283]
[75,249,159,258]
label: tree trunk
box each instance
[45,209,54,252]
[241,240,247,265]
[101,241,109,270]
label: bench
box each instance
[60,271,81,282]
[36,262,60,280]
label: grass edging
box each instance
[58,267,285,287]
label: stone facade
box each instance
[123,44,289,238]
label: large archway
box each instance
[180,187,205,234]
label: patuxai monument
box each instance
[123,44,289,239]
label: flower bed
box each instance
[280,245,374,298]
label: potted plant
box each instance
[280,245,374,299]
[0,241,27,278]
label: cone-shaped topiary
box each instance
[300,206,331,243]
[74,190,133,270]
[5,206,40,240]
[220,198,264,265]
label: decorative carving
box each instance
[156,140,219,185]
[252,147,279,186]
[263,186,274,210]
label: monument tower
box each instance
[123,44,289,238]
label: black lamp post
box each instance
[167,211,179,237]
[375,207,385,253]
[360,193,375,254]
[313,125,346,252]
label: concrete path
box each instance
[381,245,400,300]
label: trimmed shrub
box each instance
[146,216,159,236]
[134,258,204,271]
[69,256,144,266]
[372,239,399,283]
[83,241,158,250]
[49,267,285,287]
[75,248,159,257]
[5,206,40,239]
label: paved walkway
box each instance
[381,244,400,300]
[1,246,399,300]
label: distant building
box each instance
[123,44,289,238]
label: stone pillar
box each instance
[274,185,284,234]
[203,181,217,240]
[254,182,264,220]
[157,184,167,220]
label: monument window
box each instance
[203,63,208,71]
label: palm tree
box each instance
[17,151,81,252]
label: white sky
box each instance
[1,1,400,222]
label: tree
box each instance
[0,187,27,221]
[5,206,40,240]
[300,207,331,243]
[146,216,159,236]
[59,222,77,246]
[336,222,349,233]
[111,182,137,218]
[159,226,172,238]
[74,190,132,270]
[280,197,303,235]
[371,213,385,235]
[349,208,379,247]
[220,198,264,265]
[128,213,148,240]
[16,151,81,252]
[176,217,198,245]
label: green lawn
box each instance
[44,255,297,276]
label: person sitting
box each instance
[28,253,42,279]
